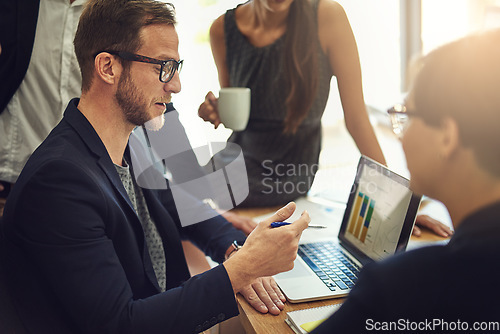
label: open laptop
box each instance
[274,156,421,303]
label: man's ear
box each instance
[94,53,122,85]
[439,117,460,159]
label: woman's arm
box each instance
[318,0,386,165]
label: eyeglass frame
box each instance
[95,50,183,83]
[387,104,420,138]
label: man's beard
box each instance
[115,69,165,131]
[143,114,165,132]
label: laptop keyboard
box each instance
[298,241,360,291]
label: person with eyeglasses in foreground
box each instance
[1,1,311,333]
[312,29,500,333]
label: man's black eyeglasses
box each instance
[98,51,183,83]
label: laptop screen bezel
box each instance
[337,156,422,266]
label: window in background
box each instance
[422,0,500,54]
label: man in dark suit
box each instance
[1,1,310,333]
[313,29,500,333]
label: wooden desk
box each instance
[237,293,343,334]
[233,206,449,334]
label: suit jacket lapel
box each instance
[63,99,136,214]
[63,100,158,288]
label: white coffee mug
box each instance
[218,87,251,131]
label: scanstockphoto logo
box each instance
[128,110,249,227]
[260,159,319,195]
[258,159,379,197]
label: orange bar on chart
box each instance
[348,193,363,234]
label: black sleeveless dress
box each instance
[217,0,333,207]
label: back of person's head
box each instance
[74,0,176,92]
[412,28,500,177]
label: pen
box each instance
[271,222,327,229]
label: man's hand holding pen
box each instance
[223,202,310,314]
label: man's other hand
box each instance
[239,277,286,315]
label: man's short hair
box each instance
[74,0,176,92]
[413,28,500,177]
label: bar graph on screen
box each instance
[346,192,375,244]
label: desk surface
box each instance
[233,204,449,334]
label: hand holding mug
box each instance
[198,88,251,131]
[198,91,221,128]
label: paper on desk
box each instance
[286,303,342,333]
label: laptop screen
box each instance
[338,156,421,263]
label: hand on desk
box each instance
[413,214,453,238]
[239,276,286,315]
